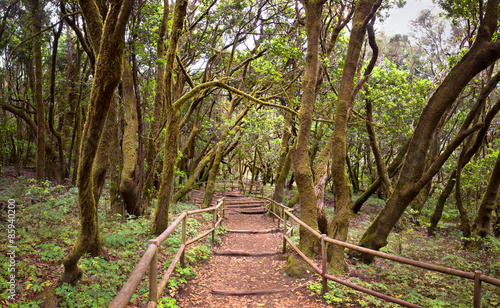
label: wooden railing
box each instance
[109,198,225,308]
[261,197,500,308]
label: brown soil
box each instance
[175,192,334,308]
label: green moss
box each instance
[284,255,310,278]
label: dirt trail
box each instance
[175,192,334,308]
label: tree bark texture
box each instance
[151,0,188,236]
[292,0,324,258]
[327,0,381,274]
[273,84,295,203]
[120,57,140,216]
[31,0,45,181]
[144,0,169,203]
[59,0,133,284]
[201,144,223,207]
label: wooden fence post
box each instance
[181,212,187,267]
[212,206,217,246]
[321,234,328,295]
[221,198,225,226]
[148,240,158,303]
[278,205,282,228]
[474,270,482,308]
[282,214,287,254]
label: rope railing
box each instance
[260,197,500,308]
[109,198,225,308]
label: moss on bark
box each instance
[120,58,140,216]
[292,0,324,259]
[59,0,133,284]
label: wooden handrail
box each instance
[261,197,500,308]
[109,244,158,308]
[323,236,475,280]
[110,198,225,308]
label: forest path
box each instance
[175,191,334,308]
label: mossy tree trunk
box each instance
[174,147,216,203]
[120,57,141,216]
[427,172,456,236]
[31,0,45,181]
[151,0,188,236]
[358,0,500,261]
[274,141,293,204]
[410,117,446,216]
[292,0,324,258]
[92,93,117,211]
[201,144,223,207]
[144,0,169,203]
[177,107,200,184]
[366,98,392,198]
[48,21,65,182]
[470,147,500,243]
[109,98,123,217]
[59,0,133,284]
[327,0,381,275]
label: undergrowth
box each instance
[0,174,220,307]
[308,194,500,307]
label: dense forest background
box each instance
[1,0,500,306]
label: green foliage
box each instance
[184,245,211,265]
[157,296,179,308]
[0,175,223,307]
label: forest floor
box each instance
[0,167,499,307]
[175,192,333,308]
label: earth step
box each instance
[227,228,280,234]
[223,194,243,197]
[224,200,264,205]
[226,203,262,209]
[239,208,265,214]
[212,288,292,296]
[213,250,280,256]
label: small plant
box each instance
[185,245,211,265]
[157,296,179,308]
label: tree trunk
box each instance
[428,172,456,236]
[92,93,117,211]
[249,147,258,193]
[151,0,188,236]
[366,98,392,198]
[109,99,123,217]
[152,107,181,235]
[59,0,133,284]
[274,145,293,204]
[143,0,169,203]
[327,0,381,275]
[470,150,500,243]
[201,144,223,207]
[410,121,444,216]
[31,0,45,181]
[292,0,324,258]
[174,147,216,203]
[48,21,65,182]
[120,57,140,216]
